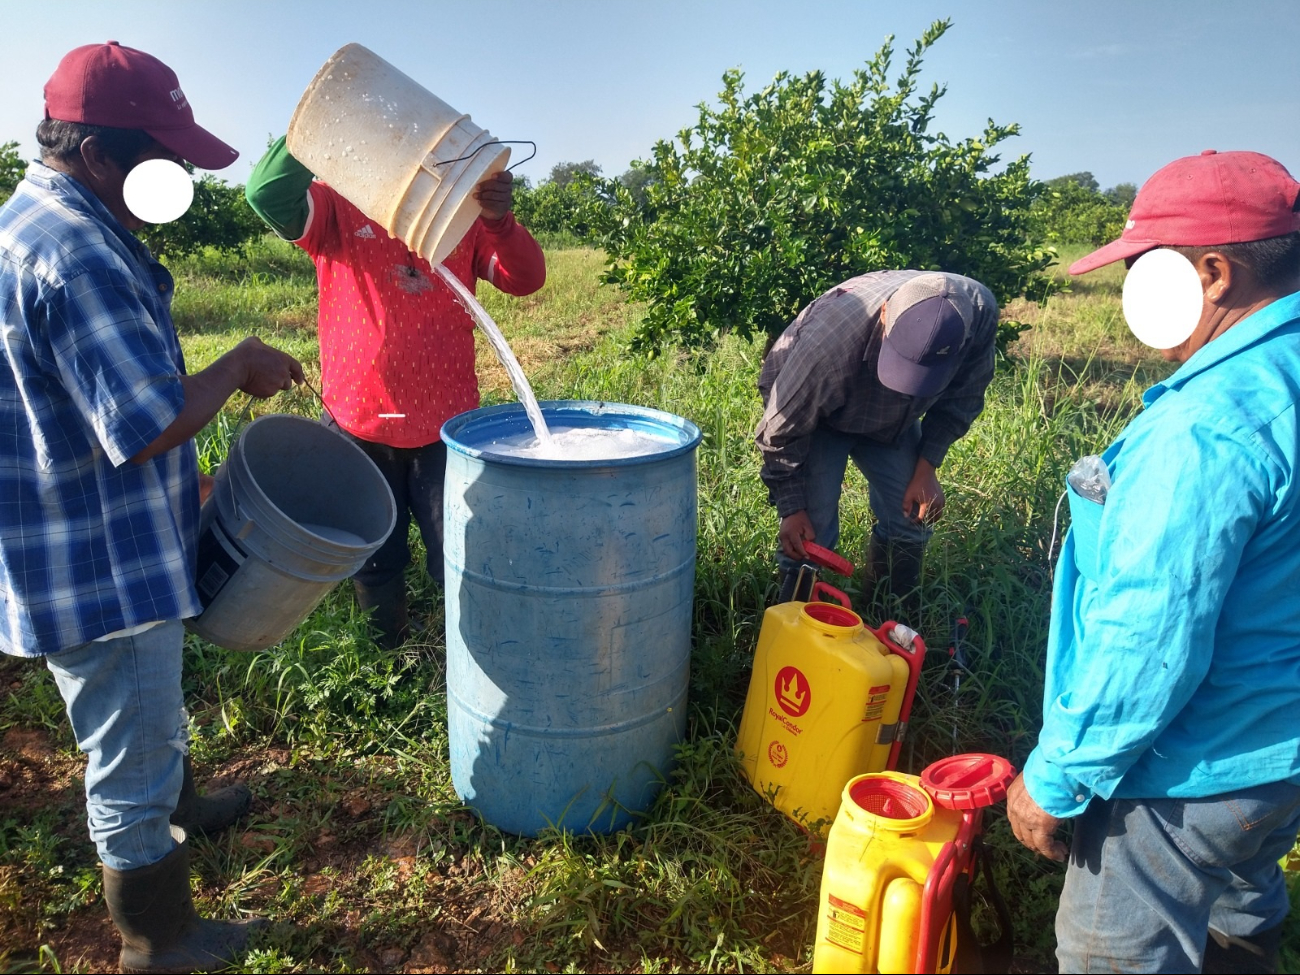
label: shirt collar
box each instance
[1142,291,1300,407]
[23,162,153,262]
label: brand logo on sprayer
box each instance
[775,666,811,718]
[768,741,789,768]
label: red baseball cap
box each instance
[44,41,238,171]
[1069,150,1300,275]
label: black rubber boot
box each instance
[354,575,409,650]
[104,826,265,974]
[1203,924,1283,974]
[169,754,251,837]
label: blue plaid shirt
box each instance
[0,164,202,657]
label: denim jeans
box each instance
[45,620,187,871]
[776,421,932,575]
[1056,781,1300,973]
[324,417,447,587]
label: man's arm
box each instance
[755,291,871,519]
[131,337,304,463]
[245,135,313,241]
[472,171,546,296]
[1019,414,1270,826]
[47,269,303,468]
[915,319,997,469]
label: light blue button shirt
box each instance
[1023,291,1300,818]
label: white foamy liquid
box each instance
[484,427,672,460]
[433,264,553,445]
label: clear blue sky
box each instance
[2,0,1296,192]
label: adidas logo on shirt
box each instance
[354,224,376,239]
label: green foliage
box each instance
[548,159,602,188]
[1104,182,1137,208]
[586,20,1057,353]
[513,179,600,243]
[1029,177,1129,246]
[617,164,657,209]
[0,141,27,205]
[138,172,266,260]
[1045,171,1099,193]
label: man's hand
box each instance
[232,336,304,398]
[779,510,816,561]
[474,171,514,222]
[1007,774,1069,862]
[903,457,945,524]
[199,473,216,505]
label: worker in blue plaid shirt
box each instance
[0,43,302,973]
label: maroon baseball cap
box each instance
[44,41,238,171]
[1070,150,1300,275]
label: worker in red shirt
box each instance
[247,136,546,647]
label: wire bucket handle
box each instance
[428,139,538,173]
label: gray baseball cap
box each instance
[877,274,975,398]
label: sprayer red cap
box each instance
[802,541,854,576]
[920,753,1016,810]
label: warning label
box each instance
[863,687,891,722]
[825,894,867,953]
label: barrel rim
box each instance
[440,400,702,468]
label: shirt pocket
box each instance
[1066,480,1104,580]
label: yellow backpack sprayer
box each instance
[736,544,1015,973]
[735,542,925,832]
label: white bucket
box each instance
[406,129,497,253]
[186,415,397,653]
[287,43,510,267]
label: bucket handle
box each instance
[426,139,538,173]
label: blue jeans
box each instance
[776,422,931,575]
[324,417,447,587]
[45,621,187,871]
[1057,782,1300,973]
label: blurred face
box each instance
[81,137,183,231]
[1124,249,1222,363]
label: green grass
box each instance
[2,240,1296,973]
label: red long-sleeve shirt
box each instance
[299,180,546,447]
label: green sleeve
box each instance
[245,135,313,240]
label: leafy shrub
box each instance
[0,141,25,205]
[585,20,1057,353]
[513,178,599,242]
[1029,177,1129,246]
[138,172,266,259]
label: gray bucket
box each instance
[186,414,397,652]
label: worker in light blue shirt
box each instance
[1007,150,1300,975]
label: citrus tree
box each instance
[138,172,265,259]
[1029,177,1130,246]
[586,20,1056,353]
[0,141,27,205]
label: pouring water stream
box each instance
[434,264,552,445]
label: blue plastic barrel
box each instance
[441,401,701,835]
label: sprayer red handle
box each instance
[811,581,850,607]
